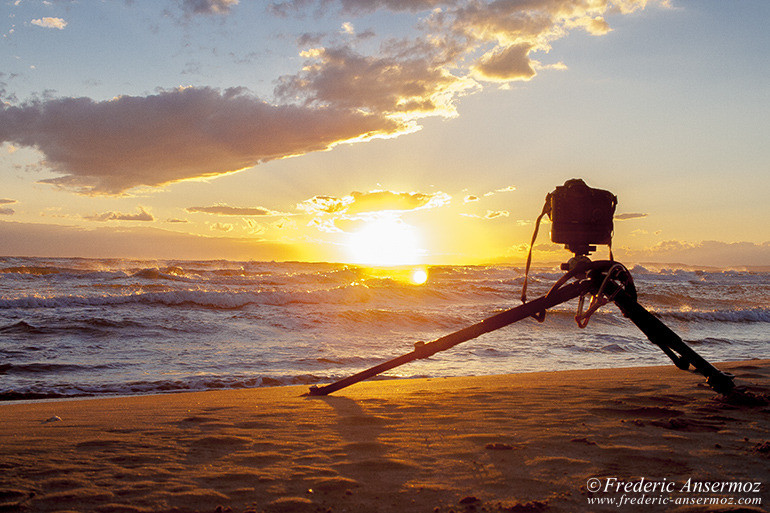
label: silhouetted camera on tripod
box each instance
[548,178,617,257]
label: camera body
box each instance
[548,179,617,255]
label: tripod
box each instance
[307,258,735,396]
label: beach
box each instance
[1,360,768,513]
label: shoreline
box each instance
[5,357,766,405]
[2,360,768,512]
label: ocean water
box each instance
[0,256,767,400]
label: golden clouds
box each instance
[186,205,282,216]
[84,207,154,222]
[30,17,67,29]
[297,190,451,216]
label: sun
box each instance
[347,217,425,267]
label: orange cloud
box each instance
[297,190,451,216]
[0,87,406,194]
[187,205,283,216]
[84,207,154,222]
[31,17,67,29]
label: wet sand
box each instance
[1,360,768,512]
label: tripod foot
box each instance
[706,372,735,395]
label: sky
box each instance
[1,0,768,267]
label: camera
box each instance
[548,179,617,255]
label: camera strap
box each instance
[521,195,551,304]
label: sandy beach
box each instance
[1,360,768,513]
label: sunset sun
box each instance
[347,217,425,267]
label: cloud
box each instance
[187,204,281,216]
[275,45,473,119]
[243,218,267,235]
[464,195,479,203]
[339,0,453,14]
[0,87,406,194]
[179,0,238,15]
[210,222,234,232]
[473,43,536,82]
[615,212,648,220]
[0,208,14,216]
[0,220,300,261]
[273,0,455,16]
[274,0,656,122]
[297,195,351,215]
[618,240,770,268]
[84,207,154,222]
[297,190,451,216]
[0,198,17,205]
[461,209,509,220]
[340,21,355,35]
[482,184,517,197]
[6,1,658,197]
[31,17,67,30]
[484,210,509,219]
[346,190,450,214]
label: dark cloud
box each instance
[187,205,280,216]
[615,212,649,220]
[0,87,405,194]
[275,45,469,118]
[473,43,536,82]
[0,199,17,205]
[0,208,14,216]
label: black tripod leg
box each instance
[307,279,592,396]
[610,288,734,394]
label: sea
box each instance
[1,256,768,401]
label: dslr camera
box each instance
[548,179,617,256]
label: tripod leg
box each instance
[307,279,592,396]
[610,288,734,394]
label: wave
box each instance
[656,307,770,323]
[0,320,46,334]
[0,362,126,375]
[0,373,334,401]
